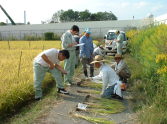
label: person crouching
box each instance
[33,48,70,100]
[88,55,123,99]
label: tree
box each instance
[79,10,91,21]
[0,22,6,26]
[60,9,79,22]
[51,9,117,22]
[51,10,64,23]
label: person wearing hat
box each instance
[113,54,131,84]
[88,55,123,99]
[61,25,80,86]
[115,30,124,55]
[79,28,94,77]
[93,44,106,57]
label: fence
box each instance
[0,19,153,40]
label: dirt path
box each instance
[32,71,137,124]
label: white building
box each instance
[0,19,153,40]
[154,13,167,25]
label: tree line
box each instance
[50,9,117,23]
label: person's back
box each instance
[117,33,124,43]
[93,46,105,57]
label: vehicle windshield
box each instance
[107,32,117,40]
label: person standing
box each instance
[79,28,94,77]
[33,48,70,100]
[73,33,80,68]
[61,25,79,85]
[115,30,124,55]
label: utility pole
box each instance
[24,10,26,24]
[0,4,16,25]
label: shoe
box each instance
[35,98,41,101]
[66,83,71,86]
[111,94,123,100]
[57,88,69,95]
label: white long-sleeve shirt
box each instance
[93,47,105,56]
[92,63,120,93]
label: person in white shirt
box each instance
[93,45,106,57]
[33,48,70,100]
[113,54,131,83]
[89,55,123,99]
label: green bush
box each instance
[54,34,60,40]
[24,35,42,41]
[44,32,54,40]
[128,24,167,124]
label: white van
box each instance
[104,30,128,53]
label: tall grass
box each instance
[127,24,167,124]
[0,41,61,119]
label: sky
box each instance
[0,0,167,24]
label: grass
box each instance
[2,87,58,124]
[85,96,125,114]
[77,89,101,94]
[0,41,62,120]
[126,25,167,124]
[72,113,114,124]
[80,81,102,90]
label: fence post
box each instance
[18,51,22,77]
[42,45,44,50]
[29,41,31,48]
[8,40,10,50]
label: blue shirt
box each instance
[79,35,94,58]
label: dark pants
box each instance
[80,57,94,77]
[101,84,116,99]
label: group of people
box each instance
[33,25,131,101]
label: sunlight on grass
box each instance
[86,96,125,114]
[0,41,61,118]
[72,113,114,124]
[80,81,102,90]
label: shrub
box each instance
[44,32,54,40]
[54,34,60,40]
[128,24,167,124]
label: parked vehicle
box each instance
[104,30,128,54]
